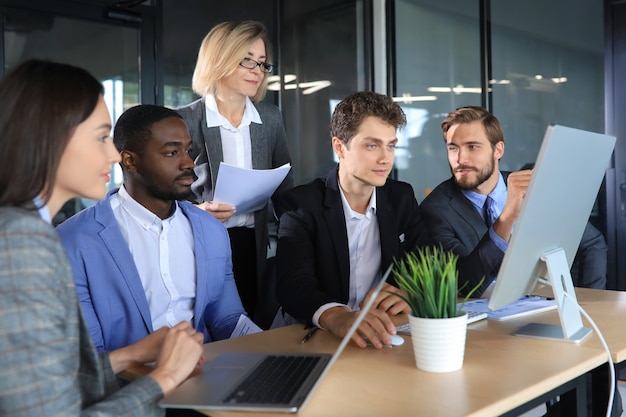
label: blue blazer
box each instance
[57,189,246,352]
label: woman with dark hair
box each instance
[0,59,203,416]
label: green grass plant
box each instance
[392,246,483,319]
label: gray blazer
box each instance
[0,206,164,417]
[176,97,293,299]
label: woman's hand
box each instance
[196,201,236,223]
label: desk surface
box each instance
[122,288,626,417]
[479,287,626,364]
[143,319,605,417]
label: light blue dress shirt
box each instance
[461,172,509,253]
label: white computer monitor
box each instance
[487,124,615,343]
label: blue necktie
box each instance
[484,196,496,227]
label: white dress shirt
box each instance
[204,94,261,229]
[110,186,196,330]
[312,186,382,327]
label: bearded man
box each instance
[421,106,607,296]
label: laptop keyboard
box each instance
[224,355,322,405]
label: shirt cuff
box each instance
[489,226,509,253]
[312,302,349,328]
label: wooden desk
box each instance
[475,287,626,364]
[142,321,606,417]
[467,287,626,416]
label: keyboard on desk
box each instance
[224,355,323,405]
[396,310,487,333]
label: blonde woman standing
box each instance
[177,21,292,323]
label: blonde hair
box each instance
[192,21,272,102]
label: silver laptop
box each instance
[159,264,394,413]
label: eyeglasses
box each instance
[239,57,274,73]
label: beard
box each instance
[146,184,193,201]
[452,157,496,191]
[145,172,194,201]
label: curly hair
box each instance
[330,91,406,144]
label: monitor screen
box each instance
[487,125,615,341]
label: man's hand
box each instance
[494,169,532,240]
[195,201,236,223]
[360,283,410,316]
[319,306,396,349]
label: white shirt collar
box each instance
[34,196,52,224]
[204,94,262,129]
[116,185,179,230]
[338,185,377,221]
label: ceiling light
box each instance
[300,80,332,95]
[266,75,331,94]
[427,85,482,94]
[392,95,437,103]
[489,79,511,85]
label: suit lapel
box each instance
[376,186,399,269]
[94,198,154,332]
[180,204,207,328]
[250,119,269,169]
[323,169,351,297]
[446,181,488,238]
[203,101,269,184]
[196,96,222,191]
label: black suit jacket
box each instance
[421,172,607,296]
[274,166,430,325]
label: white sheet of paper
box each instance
[230,314,263,338]
[213,162,291,214]
[462,296,557,321]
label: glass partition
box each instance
[393,0,481,202]
[279,1,369,184]
[3,6,141,222]
[490,0,604,173]
[392,0,604,206]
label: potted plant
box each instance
[392,246,482,373]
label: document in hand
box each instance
[462,296,557,321]
[213,162,291,214]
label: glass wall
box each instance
[393,0,481,202]
[279,1,370,184]
[2,4,142,223]
[393,0,604,207]
[490,0,604,173]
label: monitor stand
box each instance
[513,248,593,344]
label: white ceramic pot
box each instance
[408,312,468,373]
